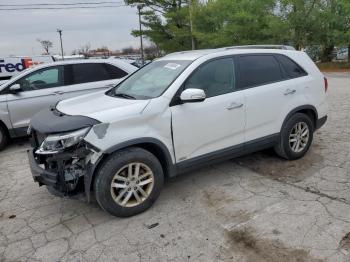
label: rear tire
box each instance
[274,113,314,160]
[0,125,9,151]
[94,147,164,217]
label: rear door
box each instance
[6,65,66,134]
[59,63,128,100]
[238,54,307,143]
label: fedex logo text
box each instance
[0,59,43,73]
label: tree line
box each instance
[126,0,350,61]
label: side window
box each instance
[14,66,64,91]
[72,63,110,84]
[184,58,235,98]
[275,55,307,79]
[239,55,283,89]
[104,64,128,79]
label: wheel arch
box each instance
[85,138,176,201]
[282,105,318,131]
[0,120,10,138]
[104,138,175,177]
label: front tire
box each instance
[0,125,9,151]
[94,147,164,217]
[274,113,314,160]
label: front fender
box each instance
[84,137,176,202]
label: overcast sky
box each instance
[0,0,143,56]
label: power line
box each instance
[0,4,127,11]
[0,1,124,7]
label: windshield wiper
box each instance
[114,92,136,100]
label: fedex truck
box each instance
[0,56,55,84]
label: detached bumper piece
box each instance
[27,149,58,187]
[316,115,327,130]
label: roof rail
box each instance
[224,45,296,50]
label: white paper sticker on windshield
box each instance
[164,63,181,70]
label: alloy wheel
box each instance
[289,122,310,153]
[110,162,154,207]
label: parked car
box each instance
[304,46,321,62]
[0,59,137,149]
[28,47,328,217]
[336,48,348,60]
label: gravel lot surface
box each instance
[0,72,349,262]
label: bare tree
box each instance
[37,39,53,55]
[95,46,109,52]
[144,44,162,59]
[78,43,91,55]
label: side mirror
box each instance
[180,88,206,103]
[9,84,21,93]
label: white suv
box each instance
[28,48,328,217]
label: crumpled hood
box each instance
[56,90,150,123]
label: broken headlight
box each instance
[37,127,90,154]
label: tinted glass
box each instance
[185,58,235,98]
[276,55,307,78]
[239,55,283,88]
[72,63,110,84]
[14,66,64,91]
[111,60,191,99]
[104,64,128,79]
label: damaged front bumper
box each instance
[28,149,58,187]
[28,141,102,202]
[27,107,104,200]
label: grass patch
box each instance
[317,61,350,72]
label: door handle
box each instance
[226,102,243,110]
[284,89,296,95]
[52,91,64,95]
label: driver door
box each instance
[171,57,246,163]
[6,65,66,135]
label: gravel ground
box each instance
[0,72,349,262]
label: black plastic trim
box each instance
[85,155,104,202]
[281,105,318,131]
[176,133,279,174]
[27,149,57,187]
[104,137,176,177]
[316,115,327,130]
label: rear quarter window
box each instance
[275,54,307,79]
[104,64,128,79]
[72,63,110,84]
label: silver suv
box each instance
[0,59,137,150]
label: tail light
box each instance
[324,77,328,92]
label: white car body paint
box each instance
[55,48,327,166]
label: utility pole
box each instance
[188,0,195,50]
[57,29,64,60]
[137,4,145,65]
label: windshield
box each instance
[109,60,192,99]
